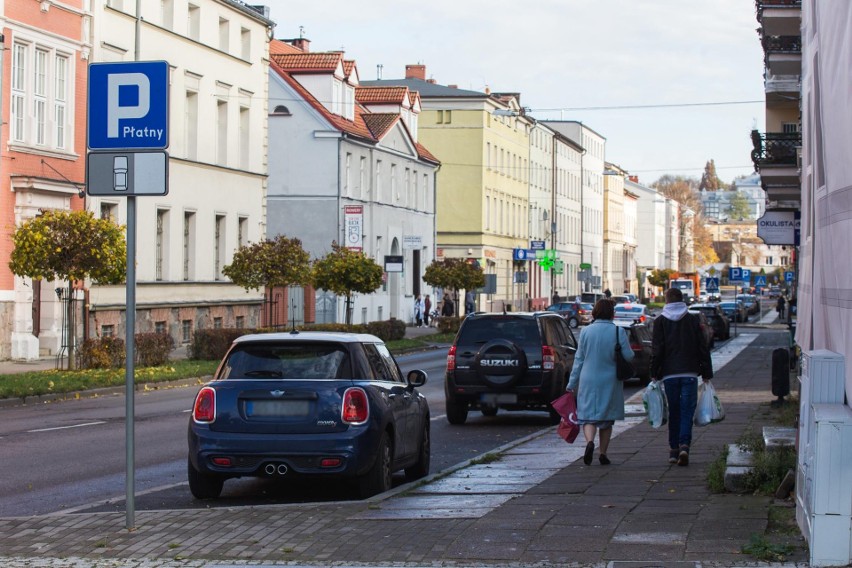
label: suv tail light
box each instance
[342,387,369,424]
[542,345,555,370]
[192,387,216,423]
[446,345,456,371]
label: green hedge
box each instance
[78,332,175,369]
[435,316,462,335]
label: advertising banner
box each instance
[344,205,363,251]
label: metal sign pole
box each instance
[125,196,136,530]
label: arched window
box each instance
[272,105,291,116]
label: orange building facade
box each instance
[0,1,87,359]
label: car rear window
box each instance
[615,306,643,314]
[458,317,539,344]
[219,343,351,380]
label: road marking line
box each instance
[28,421,105,433]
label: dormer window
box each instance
[272,105,291,116]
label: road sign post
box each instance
[88,60,169,531]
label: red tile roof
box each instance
[356,86,409,105]
[363,113,400,139]
[270,40,302,56]
[271,52,343,73]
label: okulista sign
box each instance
[757,211,801,245]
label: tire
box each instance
[446,398,469,425]
[567,317,579,329]
[358,431,393,498]
[405,423,430,481]
[187,458,224,500]
[547,407,562,425]
[481,406,498,417]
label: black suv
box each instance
[444,312,577,425]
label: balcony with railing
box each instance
[756,0,802,36]
[762,35,801,75]
[751,130,801,201]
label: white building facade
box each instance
[85,1,272,344]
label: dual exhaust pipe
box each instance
[264,463,288,476]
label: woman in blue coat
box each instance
[567,298,635,465]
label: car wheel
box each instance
[481,406,498,417]
[405,423,430,481]
[547,406,562,425]
[446,398,469,425]
[187,458,224,500]
[567,317,579,329]
[358,431,393,498]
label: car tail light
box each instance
[212,457,232,467]
[342,387,369,424]
[192,387,216,423]
[542,346,555,370]
[638,315,646,323]
[320,458,342,468]
[630,341,642,353]
[446,345,456,371]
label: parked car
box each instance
[187,331,431,500]
[688,303,731,340]
[719,300,747,323]
[546,301,593,328]
[737,294,760,315]
[613,303,650,324]
[444,312,577,425]
[614,320,653,385]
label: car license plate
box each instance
[480,393,517,404]
[246,399,310,417]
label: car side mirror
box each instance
[407,369,427,389]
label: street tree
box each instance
[423,258,486,316]
[692,221,720,267]
[652,174,716,272]
[223,234,312,327]
[312,242,383,325]
[647,268,677,295]
[9,209,126,369]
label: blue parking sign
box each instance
[741,269,751,282]
[729,267,742,281]
[88,61,170,150]
[785,271,794,282]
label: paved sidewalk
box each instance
[0,325,809,567]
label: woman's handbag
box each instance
[614,327,634,381]
[642,381,668,429]
[551,391,580,443]
[694,381,725,426]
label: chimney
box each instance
[406,64,426,80]
[288,37,310,52]
[448,84,458,89]
[628,175,639,183]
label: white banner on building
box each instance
[344,205,363,251]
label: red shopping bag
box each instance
[551,392,580,443]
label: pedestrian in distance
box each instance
[465,290,475,315]
[441,296,455,317]
[424,295,432,326]
[552,290,560,305]
[566,298,635,466]
[414,295,424,327]
[776,295,786,322]
[650,287,714,466]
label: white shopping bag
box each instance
[642,381,668,429]
[694,381,725,426]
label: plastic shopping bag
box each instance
[642,381,668,429]
[551,392,580,443]
[694,381,725,426]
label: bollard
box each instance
[771,347,791,406]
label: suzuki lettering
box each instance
[88,61,169,150]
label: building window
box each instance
[766,256,774,265]
[404,168,410,207]
[344,153,352,196]
[100,202,118,222]
[213,317,223,329]
[215,214,226,280]
[187,3,200,40]
[160,0,174,29]
[155,321,166,334]
[101,325,115,338]
[235,315,245,329]
[391,164,397,202]
[183,211,195,281]
[54,55,68,148]
[185,91,198,160]
[238,216,248,248]
[11,42,71,150]
[240,27,251,60]
[218,17,229,52]
[375,160,382,202]
[181,320,192,343]
[156,209,168,281]
[359,156,366,198]
[239,106,249,169]
[782,122,799,134]
[217,99,228,165]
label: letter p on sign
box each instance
[87,61,169,150]
[107,73,150,138]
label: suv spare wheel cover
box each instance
[474,338,526,388]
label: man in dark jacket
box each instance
[650,287,713,466]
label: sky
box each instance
[263,0,766,187]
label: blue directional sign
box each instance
[729,267,742,281]
[755,275,767,287]
[88,61,169,150]
[530,240,546,250]
[705,277,719,291]
[512,248,537,261]
[785,271,794,283]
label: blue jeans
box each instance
[663,376,698,450]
